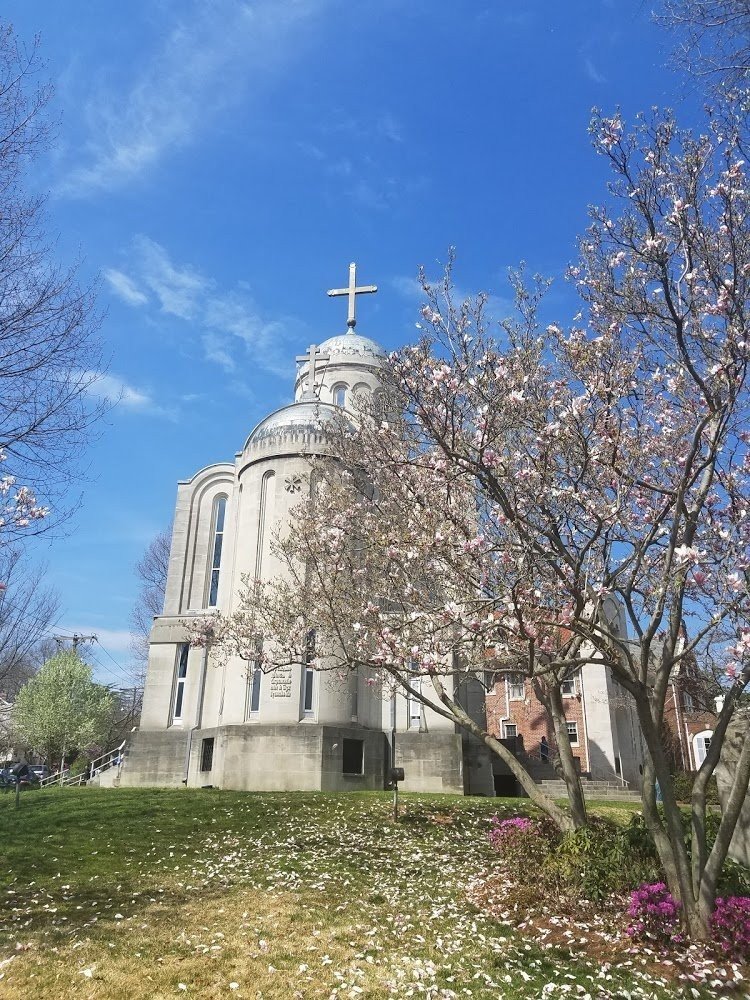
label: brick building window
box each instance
[503,722,517,738]
[507,673,524,700]
[566,721,579,746]
[561,675,577,696]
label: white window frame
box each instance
[333,383,348,408]
[561,675,577,697]
[507,673,524,701]
[302,629,316,717]
[206,495,228,608]
[565,720,579,746]
[503,722,518,739]
[693,730,713,767]
[245,662,262,719]
[407,662,422,730]
[171,644,189,723]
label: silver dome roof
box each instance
[244,401,348,448]
[317,332,387,363]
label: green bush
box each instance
[671,770,719,805]
[69,756,89,777]
[543,817,661,901]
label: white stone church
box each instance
[122,266,497,794]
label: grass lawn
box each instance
[0,788,734,999]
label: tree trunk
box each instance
[635,696,712,939]
[426,673,577,833]
[544,682,588,829]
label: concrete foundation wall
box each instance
[120,729,190,787]
[391,732,464,794]
[172,724,389,792]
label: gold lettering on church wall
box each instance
[270,665,293,699]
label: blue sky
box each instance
[5,1,703,684]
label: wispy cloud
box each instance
[296,108,412,211]
[60,0,331,195]
[83,370,175,419]
[583,57,606,84]
[103,269,148,306]
[106,236,298,376]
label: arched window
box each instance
[693,729,713,767]
[207,495,227,607]
[333,384,347,408]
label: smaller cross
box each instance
[327,261,377,331]
[295,342,330,400]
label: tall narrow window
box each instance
[407,662,421,730]
[349,670,358,722]
[172,644,189,722]
[245,639,263,719]
[207,496,227,607]
[303,629,316,715]
[333,384,347,408]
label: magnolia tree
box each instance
[199,105,749,940]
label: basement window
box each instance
[200,737,215,772]
[342,738,364,775]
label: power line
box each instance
[93,637,135,682]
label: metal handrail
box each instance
[38,741,127,789]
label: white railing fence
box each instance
[39,741,127,789]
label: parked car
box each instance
[1,763,40,789]
[28,764,50,781]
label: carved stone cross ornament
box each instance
[296,342,330,400]
[327,261,377,330]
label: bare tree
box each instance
[658,1,750,91]
[130,528,171,681]
[0,21,106,542]
[0,547,58,694]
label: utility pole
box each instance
[52,633,97,650]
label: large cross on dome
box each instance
[327,262,377,331]
[295,342,330,400]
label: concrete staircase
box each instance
[537,778,641,802]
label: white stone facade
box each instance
[125,323,492,794]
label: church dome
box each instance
[243,400,347,449]
[317,332,387,364]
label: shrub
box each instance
[671,771,719,805]
[718,858,750,898]
[711,896,750,961]
[626,882,682,946]
[488,815,555,871]
[545,817,662,901]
